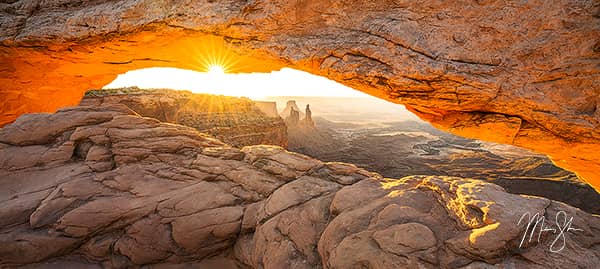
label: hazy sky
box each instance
[104,67,372,98]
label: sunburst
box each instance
[184,36,239,74]
[207,64,225,75]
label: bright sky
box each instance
[104,67,371,99]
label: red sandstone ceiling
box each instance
[0,0,599,190]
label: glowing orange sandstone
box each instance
[0,31,285,126]
[1,30,599,193]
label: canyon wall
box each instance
[1,104,599,268]
[254,101,279,118]
[0,0,599,190]
[81,88,287,148]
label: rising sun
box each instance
[207,64,225,75]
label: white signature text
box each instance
[517,210,582,253]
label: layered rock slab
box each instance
[1,105,599,268]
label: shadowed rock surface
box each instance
[1,104,599,268]
[81,87,287,148]
[0,0,599,190]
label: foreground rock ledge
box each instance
[1,1,599,191]
[1,105,599,268]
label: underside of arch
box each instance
[0,0,599,190]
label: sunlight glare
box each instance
[102,35,371,99]
[103,67,371,99]
[207,64,225,75]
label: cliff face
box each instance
[81,88,287,148]
[1,104,599,268]
[254,101,279,118]
[0,0,599,190]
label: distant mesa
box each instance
[254,101,279,118]
[282,100,315,128]
[281,100,304,119]
[82,87,288,148]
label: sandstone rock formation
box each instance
[1,104,600,268]
[81,87,287,148]
[281,100,304,120]
[283,101,315,129]
[0,2,599,187]
[301,104,315,128]
[284,106,301,126]
[254,101,279,118]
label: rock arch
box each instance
[1,0,599,190]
